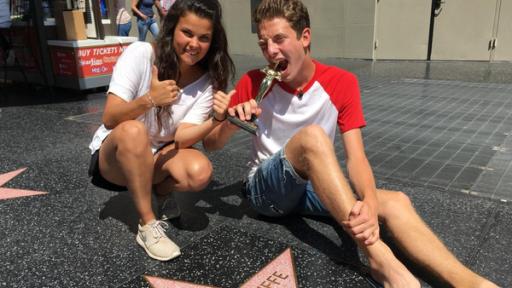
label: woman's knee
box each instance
[186,159,213,192]
[114,121,150,153]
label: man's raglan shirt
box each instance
[230,60,366,177]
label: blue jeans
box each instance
[117,22,131,36]
[137,17,159,41]
[244,149,328,217]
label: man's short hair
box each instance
[253,0,310,39]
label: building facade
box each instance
[219,0,512,62]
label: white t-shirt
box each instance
[230,61,366,178]
[89,41,213,154]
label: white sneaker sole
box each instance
[160,209,181,221]
[158,194,181,221]
[136,234,181,261]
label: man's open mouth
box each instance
[274,60,288,72]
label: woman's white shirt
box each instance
[89,41,212,154]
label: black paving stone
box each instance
[390,157,425,180]
[375,155,411,177]
[450,151,475,165]
[411,160,445,183]
[470,150,496,168]
[367,152,393,168]
[449,167,484,191]
[428,164,464,187]
[431,148,458,162]
[414,146,440,160]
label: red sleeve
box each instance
[229,70,265,107]
[336,72,366,133]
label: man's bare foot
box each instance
[367,241,420,288]
[475,277,499,288]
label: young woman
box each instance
[131,0,163,41]
[115,0,132,36]
[88,0,234,261]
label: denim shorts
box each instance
[244,149,329,217]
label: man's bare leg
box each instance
[377,190,498,288]
[284,125,419,288]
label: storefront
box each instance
[0,0,137,90]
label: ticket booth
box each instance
[1,0,137,90]
[48,36,135,89]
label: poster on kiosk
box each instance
[48,0,137,90]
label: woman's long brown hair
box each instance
[153,0,235,130]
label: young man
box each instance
[205,0,499,287]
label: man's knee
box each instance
[379,191,413,222]
[295,125,332,154]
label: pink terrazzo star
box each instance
[144,275,218,288]
[240,248,298,288]
[144,247,297,288]
[0,168,47,200]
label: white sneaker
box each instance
[136,220,181,261]
[157,192,181,221]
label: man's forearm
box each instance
[347,157,378,208]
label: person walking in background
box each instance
[0,0,11,29]
[115,0,132,36]
[0,0,14,66]
[132,0,163,41]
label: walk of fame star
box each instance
[144,247,298,288]
[0,168,47,200]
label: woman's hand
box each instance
[147,65,181,107]
[212,90,235,121]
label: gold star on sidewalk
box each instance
[145,248,298,288]
[0,168,47,200]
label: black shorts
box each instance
[88,150,127,191]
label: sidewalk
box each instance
[0,56,510,287]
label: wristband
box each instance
[213,114,226,122]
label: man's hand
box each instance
[342,200,380,245]
[213,90,235,121]
[227,99,261,121]
[148,65,181,107]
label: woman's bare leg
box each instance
[98,120,156,224]
[152,145,213,195]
